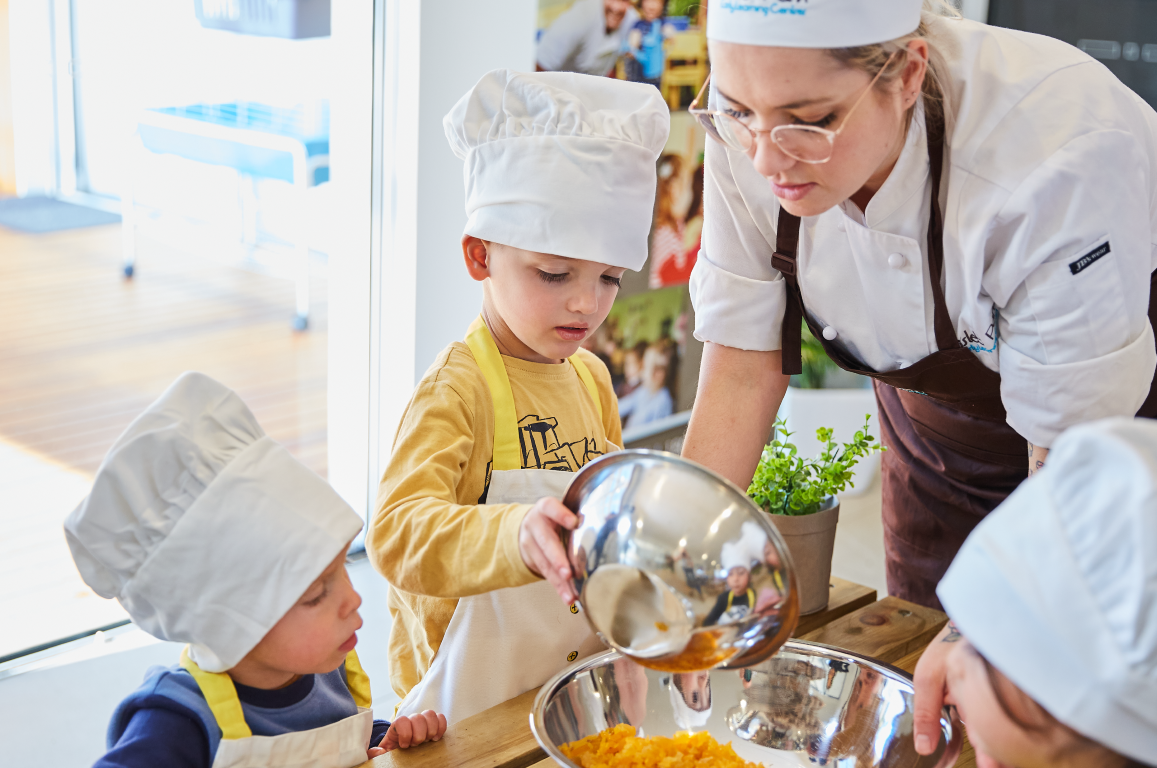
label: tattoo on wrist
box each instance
[941,621,962,643]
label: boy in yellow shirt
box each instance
[366,68,669,724]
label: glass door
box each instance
[0,0,375,661]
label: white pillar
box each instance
[9,0,59,196]
[327,0,537,522]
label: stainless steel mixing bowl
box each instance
[532,642,963,767]
[562,450,799,672]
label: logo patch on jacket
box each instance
[1069,241,1110,275]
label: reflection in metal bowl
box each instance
[532,641,962,768]
[563,450,800,671]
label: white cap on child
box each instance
[64,372,363,673]
[707,0,922,49]
[444,69,670,272]
[721,520,768,573]
[938,417,1157,764]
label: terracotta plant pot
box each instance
[767,497,840,615]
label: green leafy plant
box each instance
[747,415,885,516]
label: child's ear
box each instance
[462,236,491,281]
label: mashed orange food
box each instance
[560,723,764,768]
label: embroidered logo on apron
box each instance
[1070,240,1110,275]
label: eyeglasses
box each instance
[688,52,898,164]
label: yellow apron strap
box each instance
[466,316,603,471]
[179,646,252,740]
[465,316,522,472]
[725,588,756,612]
[567,353,603,423]
[343,649,372,709]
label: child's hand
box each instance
[366,710,447,757]
[519,497,579,604]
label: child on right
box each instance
[367,69,669,725]
[925,417,1157,767]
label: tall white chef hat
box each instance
[64,372,363,673]
[707,0,923,48]
[938,417,1157,764]
[721,520,768,573]
[444,69,670,271]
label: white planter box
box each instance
[777,385,880,498]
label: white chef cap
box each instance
[707,0,922,49]
[444,68,670,271]
[64,372,363,673]
[721,520,768,573]
[938,417,1157,764]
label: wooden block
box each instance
[892,646,925,675]
[792,577,876,637]
[800,596,947,664]
[360,688,546,768]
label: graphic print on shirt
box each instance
[518,414,604,471]
[478,415,604,502]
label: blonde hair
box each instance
[827,0,960,141]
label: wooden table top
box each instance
[361,579,975,768]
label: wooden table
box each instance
[361,579,976,768]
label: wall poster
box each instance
[537,0,708,428]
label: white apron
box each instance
[179,646,374,768]
[394,317,608,724]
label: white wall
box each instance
[362,0,538,513]
[8,0,58,195]
[412,1,537,384]
[959,0,989,23]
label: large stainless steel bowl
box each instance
[563,450,800,671]
[532,642,963,767]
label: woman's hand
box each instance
[912,621,962,754]
[519,497,579,604]
[367,710,447,757]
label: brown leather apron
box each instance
[772,114,1157,609]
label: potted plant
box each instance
[747,416,884,615]
[781,323,880,496]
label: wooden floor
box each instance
[0,223,327,657]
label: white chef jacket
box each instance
[690,16,1157,448]
[536,0,639,77]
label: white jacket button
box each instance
[837,222,847,233]
[888,253,907,269]
[822,326,838,341]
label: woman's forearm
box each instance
[682,342,790,490]
[1028,442,1049,476]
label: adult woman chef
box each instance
[679,0,1157,756]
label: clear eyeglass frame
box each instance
[688,51,899,165]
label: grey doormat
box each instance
[0,196,121,233]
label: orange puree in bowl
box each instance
[560,724,764,768]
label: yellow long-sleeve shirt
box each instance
[367,341,622,700]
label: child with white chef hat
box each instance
[930,417,1157,768]
[66,372,446,768]
[367,68,669,725]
